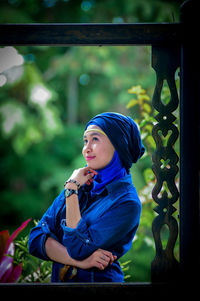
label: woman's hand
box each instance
[78,249,117,270]
[66,167,98,188]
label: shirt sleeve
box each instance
[28,190,64,260]
[61,200,141,260]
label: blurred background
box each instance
[0,0,182,282]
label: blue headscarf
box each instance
[85,112,145,196]
[90,150,127,196]
[85,112,145,171]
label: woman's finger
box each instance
[100,254,110,263]
[96,258,109,269]
[101,250,116,263]
[84,167,98,175]
[88,167,98,174]
[97,263,104,270]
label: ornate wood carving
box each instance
[151,46,180,282]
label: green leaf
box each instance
[126,99,138,109]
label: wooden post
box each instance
[180,0,200,285]
[151,46,180,283]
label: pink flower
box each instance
[0,219,31,282]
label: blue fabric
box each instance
[28,174,141,282]
[85,112,145,172]
[90,150,127,197]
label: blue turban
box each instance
[85,112,145,172]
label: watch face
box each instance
[64,189,78,198]
[65,189,71,197]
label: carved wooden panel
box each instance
[151,46,180,282]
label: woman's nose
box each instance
[85,141,92,153]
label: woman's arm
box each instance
[45,237,116,270]
[64,182,81,229]
[45,237,77,266]
[65,167,97,228]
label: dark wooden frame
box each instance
[0,23,181,46]
[0,0,199,296]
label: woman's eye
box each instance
[83,136,99,145]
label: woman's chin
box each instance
[87,162,97,169]
[86,161,101,170]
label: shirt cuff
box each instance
[61,218,91,245]
[40,220,59,259]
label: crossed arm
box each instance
[45,237,116,270]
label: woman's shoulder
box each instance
[103,176,140,213]
[116,186,141,208]
[107,181,141,222]
[108,174,139,199]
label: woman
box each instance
[28,112,145,282]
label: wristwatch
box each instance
[64,188,78,198]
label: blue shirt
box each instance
[28,174,141,282]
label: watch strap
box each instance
[64,179,80,189]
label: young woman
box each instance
[28,112,145,282]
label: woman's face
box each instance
[82,125,115,170]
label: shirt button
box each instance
[85,239,90,244]
[42,222,46,226]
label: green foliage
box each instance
[0,45,154,231]
[0,0,183,24]
[0,60,63,155]
[126,84,156,156]
[13,228,52,283]
[119,260,132,280]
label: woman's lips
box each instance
[86,156,96,161]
